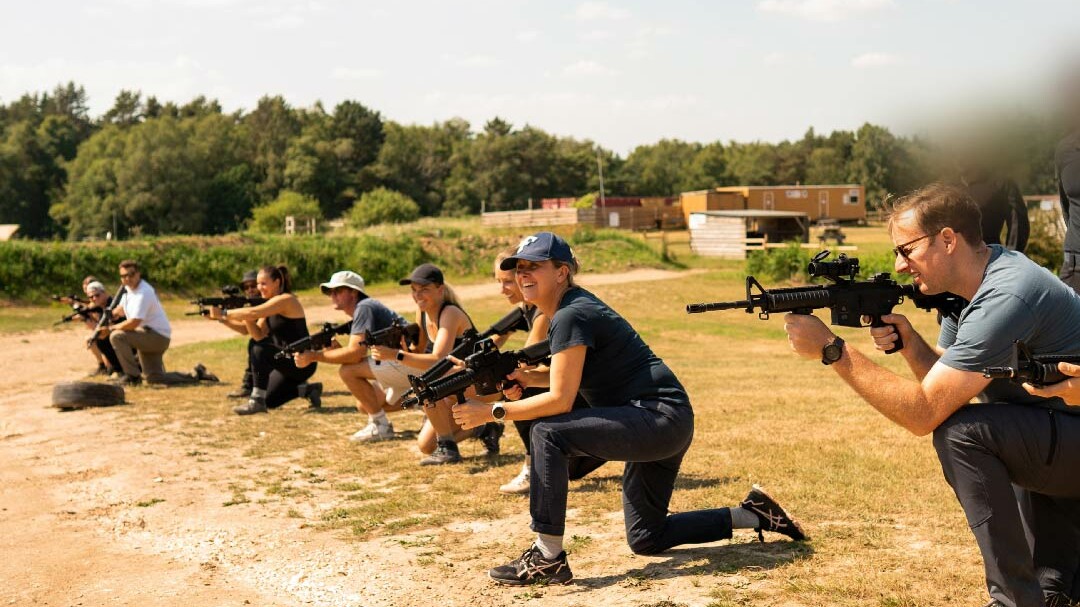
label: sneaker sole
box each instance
[488,571,573,586]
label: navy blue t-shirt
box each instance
[351,298,406,338]
[547,287,688,407]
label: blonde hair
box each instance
[442,283,462,307]
[494,246,518,276]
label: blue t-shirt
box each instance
[547,287,688,408]
[938,245,1080,411]
[351,298,406,338]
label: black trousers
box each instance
[250,339,316,409]
[1060,252,1080,294]
[95,335,124,372]
[933,404,1080,607]
[514,389,605,480]
[529,399,733,555]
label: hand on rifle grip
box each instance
[870,315,903,354]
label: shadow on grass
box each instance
[575,540,814,588]
[302,406,359,415]
[572,472,740,493]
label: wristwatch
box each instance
[396,350,405,362]
[822,336,845,366]
[491,403,506,420]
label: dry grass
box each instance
[55,226,987,605]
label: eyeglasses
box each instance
[119,272,133,278]
[892,234,932,260]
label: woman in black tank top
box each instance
[371,263,486,464]
[209,265,320,415]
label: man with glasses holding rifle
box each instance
[784,183,1080,607]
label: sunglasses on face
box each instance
[892,234,932,260]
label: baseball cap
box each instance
[241,270,258,284]
[320,270,367,295]
[499,232,576,271]
[399,263,444,286]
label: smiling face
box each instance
[514,259,569,307]
[890,209,943,294]
[257,270,283,298]
[410,282,444,311]
[495,267,523,305]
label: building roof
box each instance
[0,224,18,241]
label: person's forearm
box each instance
[317,345,364,365]
[503,390,572,421]
[897,331,940,381]
[111,318,140,332]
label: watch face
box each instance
[823,343,842,362]
[492,404,505,419]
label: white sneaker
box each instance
[349,421,394,443]
[499,463,530,494]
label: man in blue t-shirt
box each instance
[784,183,1080,607]
[294,271,411,442]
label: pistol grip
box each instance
[871,315,904,354]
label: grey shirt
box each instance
[351,298,406,337]
[938,245,1080,411]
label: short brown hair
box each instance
[119,259,139,272]
[886,183,983,246]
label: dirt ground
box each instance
[2,268,759,607]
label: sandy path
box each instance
[1,268,729,607]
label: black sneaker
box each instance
[233,397,268,416]
[419,441,462,465]
[304,382,323,408]
[1046,592,1076,607]
[477,421,504,455]
[489,545,573,586]
[90,363,109,377]
[739,484,807,542]
[194,363,219,382]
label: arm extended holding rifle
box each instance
[274,322,351,360]
[56,303,102,325]
[983,341,1080,388]
[401,339,551,409]
[188,292,267,316]
[403,306,532,385]
[363,320,421,350]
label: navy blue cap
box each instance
[499,232,576,271]
[399,263,444,286]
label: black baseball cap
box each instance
[399,263,444,286]
[499,232,576,271]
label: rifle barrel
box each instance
[686,300,751,314]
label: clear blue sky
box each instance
[2,0,1077,153]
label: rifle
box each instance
[363,320,421,350]
[274,322,351,359]
[685,251,967,354]
[401,339,551,409]
[56,304,102,326]
[982,341,1080,387]
[405,306,533,386]
[188,285,267,316]
[87,285,126,347]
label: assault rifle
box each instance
[686,251,968,354]
[188,285,266,316]
[405,306,534,387]
[56,304,102,325]
[275,322,351,359]
[87,285,126,347]
[982,341,1080,387]
[401,339,551,409]
[363,320,421,350]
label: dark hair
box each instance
[119,259,139,272]
[260,265,292,293]
[886,183,983,246]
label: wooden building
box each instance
[688,210,809,259]
[681,185,865,225]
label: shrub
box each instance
[573,193,597,209]
[250,191,323,234]
[347,188,421,228]
[1024,208,1064,274]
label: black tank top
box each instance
[420,302,474,354]
[268,314,309,350]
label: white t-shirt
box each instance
[123,280,172,339]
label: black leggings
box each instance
[250,339,317,409]
[96,335,124,372]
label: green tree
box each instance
[241,95,302,203]
[102,90,144,126]
[725,141,778,186]
[250,190,323,233]
[346,187,420,228]
[621,139,701,195]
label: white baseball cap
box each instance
[320,270,367,295]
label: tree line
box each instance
[0,83,1063,240]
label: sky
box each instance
[1,0,1078,154]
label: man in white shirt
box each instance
[105,259,216,386]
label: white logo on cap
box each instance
[516,236,539,253]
